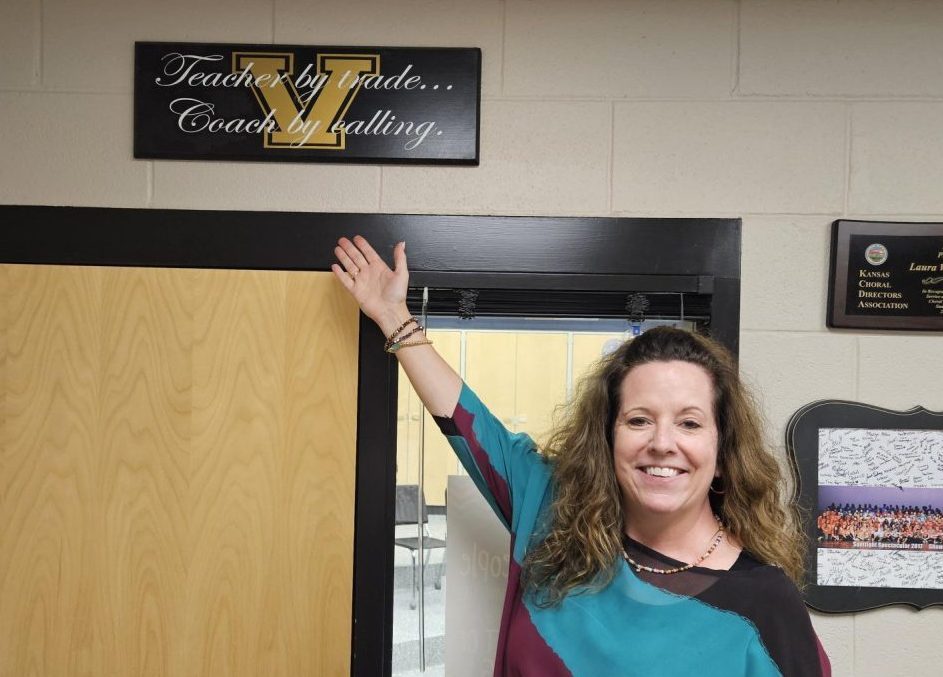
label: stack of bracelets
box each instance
[384,316,434,354]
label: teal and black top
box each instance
[433,382,831,677]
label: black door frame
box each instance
[1,205,741,676]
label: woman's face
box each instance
[612,360,720,524]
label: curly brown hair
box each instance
[521,326,805,607]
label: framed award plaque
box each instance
[827,220,943,330]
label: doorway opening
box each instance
[349,211,741,676]
[391,313,699,676]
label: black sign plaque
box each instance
[134,42,480,165]
[828,220,943,330]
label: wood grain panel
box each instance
[0,265,358,677]
[99,267,194,677]
[187,269,286,677]
[515,333,568,447]
[1,265,103,677]
[282,271,358,677]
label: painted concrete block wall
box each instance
[1,1,941,674]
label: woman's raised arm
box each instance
[332,235,462,417]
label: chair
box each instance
[394,484,447,610]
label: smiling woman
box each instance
[332,235,831,677]
[612,360,736,566]
[615,361,720,516]
[522,330,808,599]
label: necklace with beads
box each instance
[622,515,725,575]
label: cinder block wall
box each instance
[2,1,941,674]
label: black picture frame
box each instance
[788,399,943,613]
[1,204,741,675]
[827,219,943,330]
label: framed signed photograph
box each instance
[788,400,943,612]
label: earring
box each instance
[709,477,725,495]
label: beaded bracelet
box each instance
[384,316,419,352]
[392,324,425,346]
[384,316,433,353]
[388,338,434,353]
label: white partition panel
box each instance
[445,475,511,677]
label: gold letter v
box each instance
[233,52,379,150]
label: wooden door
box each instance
[0,264,359,677]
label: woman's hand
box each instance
[332,235,411,335]
[333,234,462,415]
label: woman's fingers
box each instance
[393,241,408,275]
[337,236,369,269]
[331,263,355,290]
[353,234,382,264]
[334,245,360,276]
[333,236,404,306]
